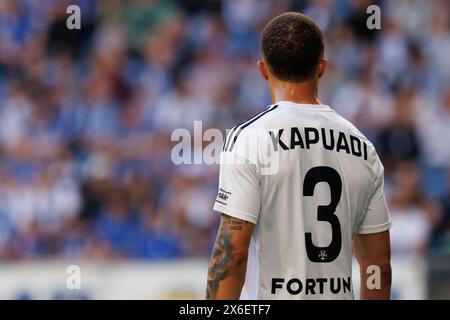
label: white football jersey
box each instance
[213,100,391,300]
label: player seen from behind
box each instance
[206,12,392,300]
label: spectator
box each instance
[389,162,440,256]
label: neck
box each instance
[270,79,321,105]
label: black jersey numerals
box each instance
[303,166,342,263]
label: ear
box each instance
[257,60,269,81]
[318,58,327,79]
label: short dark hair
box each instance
[261,12,324,82]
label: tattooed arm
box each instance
[206,214,255,300]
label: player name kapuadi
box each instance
[269,127,368,160]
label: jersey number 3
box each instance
[303,166,342,263]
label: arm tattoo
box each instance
[206,215,249,299]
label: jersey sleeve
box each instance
[213,129,261,224]
[356,160,392,234]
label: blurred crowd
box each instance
[0,0,449,261]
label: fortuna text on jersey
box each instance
[271,277,352,296]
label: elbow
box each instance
[374,260,391,280]
[230,249,248,271]
[360,255,391,275]
[380,262,391,274]
[377,262,392,297]
[361,261,391,279]
[380,262,392,284]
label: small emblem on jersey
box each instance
[218,192,229,201]
[216,188,231,205]
[318,250,328,261]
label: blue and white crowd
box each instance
[0,0,448,260]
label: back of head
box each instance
[261,12,324,82]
